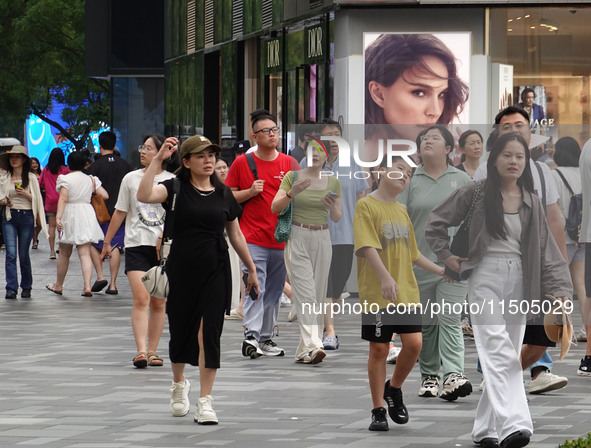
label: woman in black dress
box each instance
[137,135,258,425]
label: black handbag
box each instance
[445,181,482,281]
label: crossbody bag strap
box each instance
[555,169,575,196]
[534,161,547,215]
[464,180,483,229]
[246,152,258,180]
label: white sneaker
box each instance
[287,308,297,322]
[194,395,218,425]
[386,343,400,364]
[170,379,191,416]
[528,370,568,394]
[280,293,291,306]
[418,376,439,397]
[341,292,351,300]
[241,337,263,359]
[479,378,484,391]
[259,340,285,356]
[439,373,472,401]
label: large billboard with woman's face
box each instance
[364,32,471,164]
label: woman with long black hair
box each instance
[426,133,572,448]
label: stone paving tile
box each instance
[0,242,590,447]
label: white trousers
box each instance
[468,256,533,442]
[285,226,332,360]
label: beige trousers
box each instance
[285,225,332,360]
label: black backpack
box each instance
[555,169,583,242]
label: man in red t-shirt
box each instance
[226,110,300,358]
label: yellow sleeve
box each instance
[354,199,382,256]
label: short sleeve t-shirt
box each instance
[114,169,175,248]
[226,152,300,249]
[279,171,342,225]
[354,196,421,309]
[397,165,471,263]
[87,154,133,215]
[301,155,369,245]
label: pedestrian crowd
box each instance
[1,106,590,448]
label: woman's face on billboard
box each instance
[368,55,449,141]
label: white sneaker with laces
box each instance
[170,379,191,416]
[194,395,218,425]
[439,373,472,401]
[418,376,439,397]
[260,340,285,356]
[528,370,568,394]
[242,337,263,358]
[386,344,401,364]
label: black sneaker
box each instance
[21,289,31,298]
[368,407,389,431]
[5,291,17,300]
[577,356,591,377]
[500,430,530,448]
[383,380,409,424]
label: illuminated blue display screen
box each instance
[26,111,109,168]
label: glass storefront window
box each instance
[490,7,591,143]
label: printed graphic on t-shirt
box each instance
[136,202,166,227]
[380,220,411,248]
[274,171,287,182]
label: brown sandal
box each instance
[147,352,164,367]
[133,352,147,368]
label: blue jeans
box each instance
[2,209,34,293]
[242,244,287,341]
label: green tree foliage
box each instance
[0,0,110,149]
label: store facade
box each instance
[161,1,591,159]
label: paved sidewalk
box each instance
[0,241,590,448]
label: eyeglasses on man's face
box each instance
[138,145,157,152]
[254,126,280,135]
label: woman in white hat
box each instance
[0,146,48,299]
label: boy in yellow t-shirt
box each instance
[354,156,446,431]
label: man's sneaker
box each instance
[577,355,591,376]
[439,373,473,401]
[241,337,263,359]
[479,378,485,391]
[383,381,409,424]
[386,342,401,364]
[322,334,339,350]
[169,379,191,417]
[368,407,389,431]
[259,340,285,356]
[194,395,218,425]
[528,369,568,394]
[418,375,439,397]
